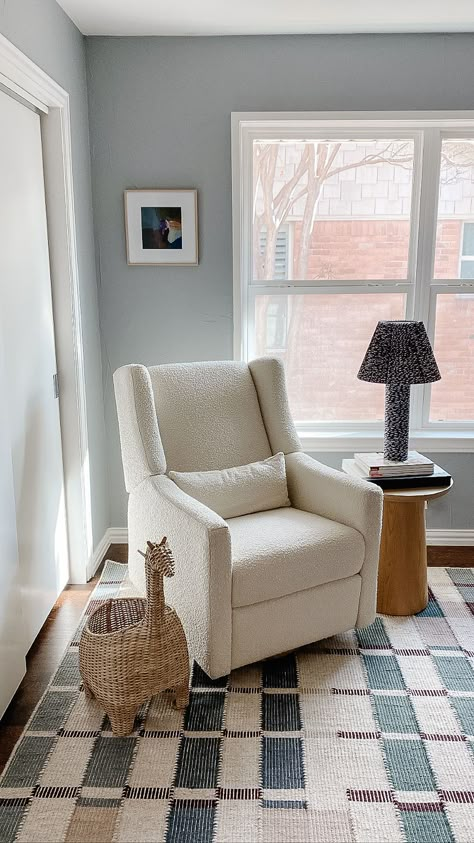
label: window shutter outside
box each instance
[259,226,289,281]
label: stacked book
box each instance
[352,451,451,489]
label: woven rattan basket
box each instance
[79,538,189,735]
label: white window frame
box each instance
[232,112,474,452]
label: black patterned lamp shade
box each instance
[357,321,441,462]
[358,321,441,385]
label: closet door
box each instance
[0,90,69,649]
[0,333,26,718]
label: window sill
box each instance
[298,429,474,454]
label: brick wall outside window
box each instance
[292,219,462,281]
[255,219,473,422]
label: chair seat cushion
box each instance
[228,507,365,608]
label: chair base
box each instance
[230,574,362,672]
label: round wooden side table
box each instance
[341,460,453,616]
[377,482,453,616]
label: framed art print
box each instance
[124,189,198,265]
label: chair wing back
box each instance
[114,357,301,492]
[249,357,302,456]
[114,364,166,492]
[147,360,272,472]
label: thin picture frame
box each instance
[124,188,198,265]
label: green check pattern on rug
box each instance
[1,565,473,843]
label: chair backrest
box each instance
[114,357,301,492]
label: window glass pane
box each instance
[253,293,406,421]
[434,139,474,279]
[252,139,415,282]
[462,222,474,256]
[430,295,474,421]
[460,261,474,280]
[264,298,288,351]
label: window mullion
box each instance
[422,288,438,427]
[413,128,441,324]
[412,128,442,429]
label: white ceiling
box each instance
[56,0,474,37]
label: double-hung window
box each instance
[232,114,474,447]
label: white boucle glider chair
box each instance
[114,358,383,679]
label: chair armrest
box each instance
[128,474,232,678]
[285,452,383,627]
[285,452,382,535]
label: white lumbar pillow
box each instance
[168,452,291,519]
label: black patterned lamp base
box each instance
[384,383,411,462]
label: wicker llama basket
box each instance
[79,538,190,736]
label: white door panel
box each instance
[0,331,26,718]
[0,90,69,648]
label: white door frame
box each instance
[0,34,92,583]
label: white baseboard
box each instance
[86,527,129,580]
[106,527,129,544]
[87,526,473,579]
[426,529,474,547]
[86,532,110,580]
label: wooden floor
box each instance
[0,573,99,774]
[426,545,474,567]
[0,543,472,775]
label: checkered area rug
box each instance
[1,564,473,843]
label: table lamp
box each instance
[357,320,441,462]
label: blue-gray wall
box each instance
[85,34,474,528]
[0,0,109,548]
